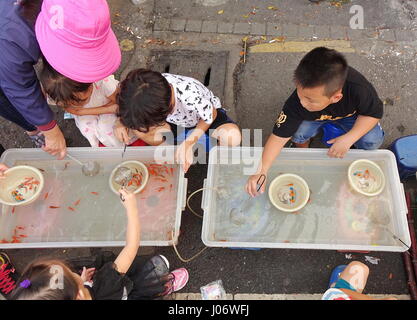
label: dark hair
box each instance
[40,58,92,106]
[117,69,172,133]
[20,0,43,27]
[294,47,348,97]
[9,259,79,300]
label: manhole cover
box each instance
[148,50,228,100]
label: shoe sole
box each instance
[171,268,189,292]
[159,255,170,270]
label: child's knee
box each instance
[291,121,321,144]
[212,125,242,146]
[355,126,384,150]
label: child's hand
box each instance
[176,141,194,173]
[114,120,130,145]
[64,106,85,116]
[245,173,267,197]
[119,188,137,211]
[0,163,9,179]
[80,266,96,283]
[327,135,355,158]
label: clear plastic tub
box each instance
[201,147,410,252]
[0,147,187,248]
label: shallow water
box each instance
[209,159,398,247]
[0,159,179,244]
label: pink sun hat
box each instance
[35,0,121,83]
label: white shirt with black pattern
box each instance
[163,73,222,128]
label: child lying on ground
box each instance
[10,188,189,300]
[114,69,242,172]
[40,59,138,148]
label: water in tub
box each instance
[0,160,178,244]
[210,159,397,246]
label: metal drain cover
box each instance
[148,50,228,100]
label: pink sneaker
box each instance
[170,268,189,292]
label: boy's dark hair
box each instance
[40,58,92,106]
[10,259,79,300]
[294,47,348,97]
[117,69,172,133]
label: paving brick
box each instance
[379,29,396,41]
[364,28,380,39]
[394,29,415,42]
[201,20,218,33]
[250,22,266,35]
[330,26,348,39]
[153,18,170,31]
[266,22,282,36]
[169,19,186,32]
[233,22,251,34]
[217,22,234,34]
[315,25,331,40]
[298,24,315,39]
[282,23,299,38]
[185,19,202,32]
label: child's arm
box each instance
[65,103,118,116]
[245,134,291,197]
[114,188,140,274]
[176,108,217,173]
[327,115,379,158]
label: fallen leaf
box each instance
[365,256,380,265]
[388,273,393,279]
[217,9,224,14]
[268,6,278,10]
[120,39,135,52]
[242,14,249,18]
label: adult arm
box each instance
[0,38,67,158]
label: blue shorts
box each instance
[333,278,357,292]
[292,115,384,150]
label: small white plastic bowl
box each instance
[268,173,310,213]
[0,166,44,206]
[348,159,385,197]
[109,160,149,195]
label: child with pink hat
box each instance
[35,0,121,83]
[36,0,132,147]
[40,59,138,147]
